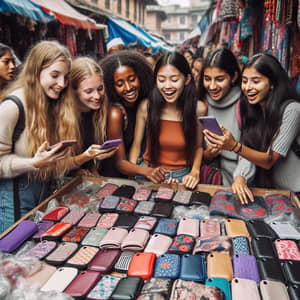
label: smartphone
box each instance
[48,139,77,152]
[198,116,223,136]
[100,139,122,149]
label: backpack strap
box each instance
[2,95,25,222]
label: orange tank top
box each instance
[143,119,188,170]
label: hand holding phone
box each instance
[48,140,77,152]
[198,116,223,136]
[100,139,122,149]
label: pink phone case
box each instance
[274,239,300,260]
[60,208,85,225]
[24,240,57,260]
[231,278,260,300]
[200,220,221,239]
[121,228,150,251]
[260,280,290,300]
[96,183,119,197]
[99,227,128,249]
[132,187,152,201]
[45,242,79,266]
[78,212,101,228]
[177,218,199,238]
[97,213,119,229]
[134,216,157,231]
[66,246,99,269]
[144,234,173,256]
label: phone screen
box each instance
[198,116,223,136]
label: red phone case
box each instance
[128,252,156,280]
[42,206,70,221]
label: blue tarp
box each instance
[0,0,53,22]
[108,17,173,53]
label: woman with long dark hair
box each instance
[205,53,300,203]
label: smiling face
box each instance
[76,74,105,112]
[156,64,187,104]
[203,67,232,101]
[242,67,271,106]
[113,65,140,106]
[0,50,16,84]
[39,59,70,100]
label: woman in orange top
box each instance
[130,52,204,189]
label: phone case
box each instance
[207,251,233,281]
[42,206,70,221]
[96,213,119,229]
[116,198,137,213]
[0,220,37,253]
[140,278,172,298]
[132,187,152,201]
[64,270,102,299]
[172,190,192,205]
[110,276,144,300]
[199,116,223,135]
[154,254,181,279]
[190,191,212,206]
[41,222,73,240]
[232,236,250,255]
[88,249,121,273]
[25,263,57,288]
[177,218,199,238]
[154,218,178,237]
[269,221,300,240]
[96,183,119,197]
[114,250,136,273]
[112,185,136,198]
[151,201,173,218]
[180,254,205,282]
[81,227,108,247]
[233,254,260,283]
[62,226,90,243]
[282,260,300,284]
[86,275,121,300]
[168,234,195,254]
[40,267,78,292]
[99,227,128,249]
[274,239,300,260]
[256,257,285,282]
[60,208,85,225]
[155,187,174,202]
[260,280,290,300]
[32,221,55,241]
[99,196,120,212]
[134,201,155,215]
[66,246,99,270]
[200,219,221,239]
[77,212,101,228]
[113,213,138,230]
[288,284,300,300]
[239,196,269,220]
[24,240,57,260]
[121,228,150,251]
[193,236,230,254]
[144,234,173,256]
[224,218,250,238]
[134,216,157,231]
[246,219,277,239]
[251,237,276,258]
[45,242,79,266]
[231,278,260,300]
[128,252,156,280]
[205,278,231,300]
[100,138,122,149]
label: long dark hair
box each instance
[198,47,241,100]
[241,53,300,187]
[147,51,198,166]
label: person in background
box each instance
[198,47,255,186]
[143,51,157,70]
[99,50,167,183]
[182,49,194,69]
[192,57,203,88]
[106,37,126,55]
[130,52,203,189]
[208,53,300,203]
[68,57,118,175]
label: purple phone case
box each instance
[233,254,260,284]
[198,116,223,135]
[0,220,38,253]
[32,221,55,241]
[100,139,122,149]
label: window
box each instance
[167,16,172,24]
[191,15,198,23]
[179,32,185,40]
[165,33,171,40]
[126,0,129,18]
[91,0,98,3]
[180,16,185,24]
[117,0,122,14]
[105,0,110,9]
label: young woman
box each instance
[129,51,203,189]
[99,50,167,183]
[198,47,255,186]
[207,53,300,203]
[68,57,117,175]
[0,43,17,91]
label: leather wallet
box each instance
[260,280,290,300]
[81,227,108,247]
[99,227,128,249]
[110,276,144,300]
[154,218,178,237]
[205,278,231,300]
[121,228,150,251]
[207,251,233,281]
[112,185,136,198]
[113,250,135,273]
[200,219,220,239]
[45,242,78,266]
[177,218,199,238]
[88,249,121,273]
[134,201,155,215]
[0,220,37,253]
[274,239,300,260]
[134,216,157,231]
[132,187,152,201]
[144,234,173,256]
[172,190,192,205]
[113,213,138,230]
[251,237,276,258]
[128,252,156,280]
[231,278,260,300]
[168,234,195,254]
[282,260,300,284]
[42,206,70,221]
[154,253,181,279]
[256,257,285,282]
[32,221,54,241]
[155,187,174,202]
[233,254,260,284]
[96,213,119,229]
[151,202,173,218]
[246,219,277,239]
[224,218,250,238]
[180,254,205,282]
[116,198,137,214]
[232,236,250,255]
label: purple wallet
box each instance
[0,220,38,253]
[233,254,260,284]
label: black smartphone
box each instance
[198,116,223,136]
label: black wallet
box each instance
[251,237,277,259]
[110,276,144,300]
[246,219,277,239]
[112,185,136,198]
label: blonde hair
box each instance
[69,57,107,149]
[2,40,78,180]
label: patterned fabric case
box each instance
[140,278,172,297]
[96,183,119,198]
[132,187,152,201]
[99,196,120,212]
[116,198,137,213]
[264,194,295,215]
[134,201,155,215]
[155,187,174,202]
[62,226,90,243]
[274,239,300,260]
[24,240,57,260]
[154,254,181,279]
[193,236,230,254]
[232,236,250,255]
[134,216,157,231]
[96,213,119,229]
[154,218,178,237]
[168,234,195,254]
